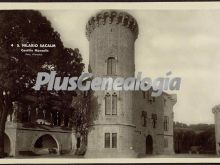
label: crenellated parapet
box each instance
[163,93,177,106]
[168,94,177,106]
[213,104,220,114]
[86,10,139,40]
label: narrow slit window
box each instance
[112,93,117,115]
[142,111,147,127]
[164,116,169,131]
[107,57,116,75]
[112,133,117,148]
[152,114,157,128]
[105,133,110,148]
[105,93,111,115]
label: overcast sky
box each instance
[41,9,220,125]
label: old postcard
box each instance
[0,2,219,163]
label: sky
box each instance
[41,9,220,125]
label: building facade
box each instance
[4,102,76,157]
[85,10,177,158]
[4,10,177,158]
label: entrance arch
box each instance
[4,133,11,156]
[32,134,59,155]
[146,135,153,154]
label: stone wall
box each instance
[5,122,75,157]
[86,124,136,158]
[133,91,165,156]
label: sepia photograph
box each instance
[0,3,220,162]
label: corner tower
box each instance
[85,10,138,158]
[213,105,220,155]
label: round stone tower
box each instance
[213,105,220,155]
[85,10,139,158]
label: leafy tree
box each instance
[0,10,85,157]
[195,128,216,153]
[174,122,216,154]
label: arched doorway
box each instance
[33,134,58,155]
[4,133,11,156]
[146,135,153,154]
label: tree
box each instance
[174,122,216,154]
[0,10,85,157]
[71,87,100,155]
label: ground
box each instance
[3,154,218,159]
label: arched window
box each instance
[105,93,111,115]
[107,57,116,75]
[112,93,117,115]
[105,93,118,116]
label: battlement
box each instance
[86,10,139,40]
[167,94,177,106]
[162,93,177,106]
[213,104,220,114]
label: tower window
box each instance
[164,98,167,106]
[147,90,156,104]
[104,133,117,148]
[164,116,169,131]
[152,114,157,128]
[83,91,89,98]
[105,133,110,148]
[105,93,117,116]
[112,133,117,148]
[152,97,156,102]
[107,57,116,75]
[112,93,117,115]
[105,93,111,115]
[142,111,147,127]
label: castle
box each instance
[3,10,177,158]
[85,10,177,158]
